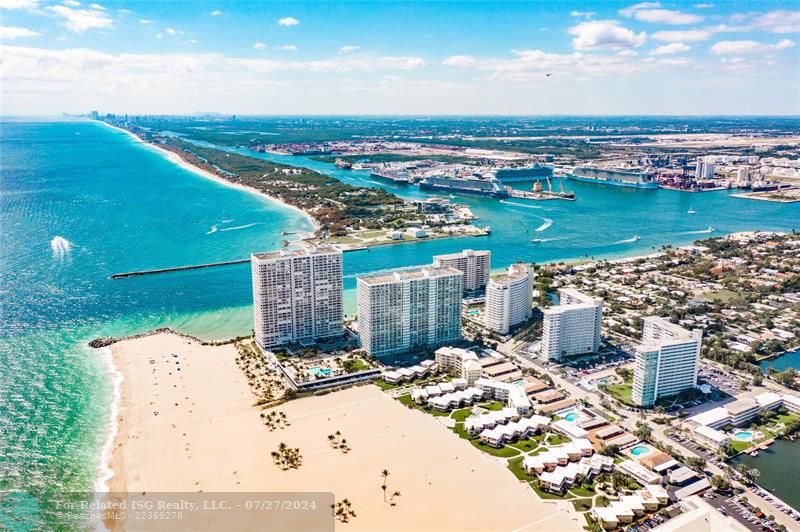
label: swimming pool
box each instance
[309,366,333,377]
[734,430,754,441]
[564,412,580,423]
[631,445,652,457]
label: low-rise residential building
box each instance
[617,459,662,485]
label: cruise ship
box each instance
[419,176,508,198]
[567,166,658,189]
[370,168,410,184]
[494,163,554,182]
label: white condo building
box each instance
[251,246,343,350]
[435,346,482,385]
[357,267,463,357]
[632,316,702,407]
[433,249,491,293]
[484,263,534,334]
[540,289,603,361]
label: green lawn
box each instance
[530,480,573,500]
[373,378,399,391]
[731,440,751,453]
[451,423,521,458]
[570,482,595,498]
[507,457,535,481]
[511,439,541,452]
[571,498,593,512]
[605,379,635,407]
[396,394,450,417]
[481,401,505,411]
[547,433,571,445]
[451,407,474,423]
[595,496,611,508]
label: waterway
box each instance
[730,439,800,511]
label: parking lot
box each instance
[704,490,799,531]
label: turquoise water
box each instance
[564,412,580,423]
[631,445,651,457]
[735,431,755,440]
[0,119,311,526]
[194,142,800,316]
[2,119,800,525]
[309,366,333,377]
[760,348,800,373]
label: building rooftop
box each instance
[725,398,759,415]
[357,266,463,285]
[686,406,730,427]
[252,245,340,261]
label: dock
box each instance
[110,258,250,279]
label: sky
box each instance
[1,0,799,115]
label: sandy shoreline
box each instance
[100,121,320,238]
[104,332,581,530]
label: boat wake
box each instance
[500,200,542,209]
[531,236,569,244]
[614,235,641,244]
[206,225,219,235]
[679,226,715,235]
[50,236,72,258]
[219,223,259,232]
[535,218,553,232]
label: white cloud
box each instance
[62,0,80,6]
[710,39,795,55]
[377,56,425,69]
[185,39,198,44]
[694,3,714,8]
[650,42,690,55]
[210,9,222,16]
[88,3,104,9]
[165,27,183,36]
[253,42,266,49]
[568,20,646,51]
[0,0,37,8]
[48,5,113,33]
[439,47,693,80]
[619,2,703,25]
[139,19,154,25]
[443,55,476,67]
[338,45,359,54]
[570,11,595,19]
[0,25,41,39]
[618,2,661,17]
[652,29,712,42]
[279,44,297,51]
[751,10,800,34]
[278,17,299,27]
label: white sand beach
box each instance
[107,332,580,531]
[100,121,320,237]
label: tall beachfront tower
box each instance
[540,288,603,362]
[251,246,343,350]
[357,267,463,358]
[433,249,491,293]
[632,316,703,407]
[484,263,534,334]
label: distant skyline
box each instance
[1,0,799,115]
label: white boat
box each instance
[750,450,759,457]
[532,238,544,243]
[688,206,697,214]
[633,235,641,241]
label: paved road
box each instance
[499,343,800,531]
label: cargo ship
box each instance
[419,176,508,198]
[567,166,658,189]
[494,163,554,182]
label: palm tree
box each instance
[327,434,337,448]
[748,468,761,482]
[381,469,390,502]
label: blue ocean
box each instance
[2,119,799,524]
